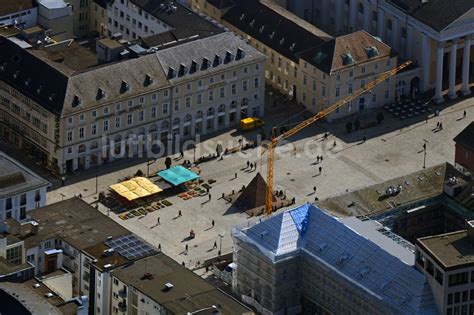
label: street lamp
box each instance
[422,139,428,169]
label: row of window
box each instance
[3,190,41,211]
[67,78,260,125]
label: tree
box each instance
[346,122,353,134]
[165,157,172,169]
[376,112,385,124]
[354,119,360,131]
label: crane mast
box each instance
[265,60,412,214]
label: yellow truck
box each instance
[239,117,264,131]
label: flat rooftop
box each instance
[0,0,35,17]
[417,231,474,270]
[0,152,50,199]
[316,163,464,217]
[23,197,130,250]
[113,254,251,314]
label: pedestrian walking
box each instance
[319,166,322,174]
[61,176,65,187]
[320,156,323,162]
[250,162,253,169]
[363,135,366,143]
[178,210,182,217]
[436,121,440,129]
[313,186,317,193]
[157,217,160,225]
[158,243,161,251]
[247,160,250,168]
[439,122,443,130]
[212,220,215,228]
[185,244,188,251]
[333,140,336,148]
[180,150,184,158]
[208,194,211,201]
[316,156,320,163]
[235,172,237,179]
[463,110,467,119]
[213,241,217,249]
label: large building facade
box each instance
[0,1,265,175]
[232,203,438,314]
[284,0,474,102]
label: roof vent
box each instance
[164,282,174,291]
[120,81,130,93]
[259,25,265,33]
[189,60,198,73]
[224,51,233,64]
[260,230,268,238]
[201,58,210,70]
[103,263,113,269]
[178,63,187,77]
[236,48,245,60]
[45,293,54,298]
[96,88,106,100]
[103,248,114,256]
[167,67,176,79]
[319,242,327,251]
[213,54,221,67]
[144,74,153,86]
[142,272,153,280]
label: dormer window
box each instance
[341,53,355,66]
[201,58,210,70]
[24,77,31,86]
[120,81,130,93]
[250,19,255,27]
[365,46,379,58]
[178,64,187,77]
[144,74,153,86]
[224,51,233,64]
[189,60,198,74]
[37,85,43,95]
[72,95,81,107]
[290,43,295,51]
[259,25,265,33]
[0,62,6,72]
[313,51,327,64]
[49,93,55,102]
[240,13,245,21]
[167,67,176,79]
[13,70,20,79]
[213,54,221,67]
[236,48,245,60]
[280,38,285,45]
[96,88,106,100]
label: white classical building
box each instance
[285,0,474,102]
[0,153,50,222]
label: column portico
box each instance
[377,8,385,40]
[462,36,472,96]
[421,34,431,92]
[349,0,357,31]
[435,42,445,103]
[335,0,344,35]
[448,39,458,99]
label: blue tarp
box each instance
[157,166,199,186]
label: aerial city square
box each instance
[0,0,473,314]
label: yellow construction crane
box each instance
[265,60,412,214]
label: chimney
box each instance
[467,220,474,242]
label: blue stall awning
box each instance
[157,166,199,186]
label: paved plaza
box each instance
[12,96,474,269]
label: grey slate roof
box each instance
[388,0,474,32]
[235,203,438,314]
[0,152,50,199]
[221,0,332,62]
[155,32,267,84]
[454,121,474,151]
